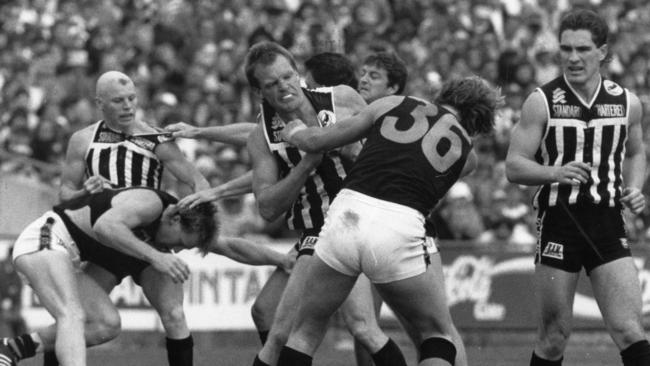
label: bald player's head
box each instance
[95,71,138,128]
[95,71,134,99]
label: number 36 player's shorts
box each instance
[315,189,437,283]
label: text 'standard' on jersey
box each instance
[534,77,629,210]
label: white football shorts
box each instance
[316,189,438,283]
[12,211,82,272]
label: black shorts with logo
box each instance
[293,228,321,258]
[535,204,630,274]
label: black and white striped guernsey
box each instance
[260,87,352,231]
[84,121,173,189]
[534,75,629,210]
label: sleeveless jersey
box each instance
[344,97,473,215]
[52,187,177,261]
[84,121,173,189]
[260,87,351,231]
[534,76,629,210]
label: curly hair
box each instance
[363,52,408,94]
[435,76,501,137]
[179,202,219,256]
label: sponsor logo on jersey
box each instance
[552,104,581,118]
[317,110,335,127]
[542,241,564,260]
[552,88,566,104]
[604,80,623,96]
[620,238,629,249]
[128,136,156,150]
[97,131,125,143]
[594,104,625,117]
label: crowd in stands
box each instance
[1,0,650,245]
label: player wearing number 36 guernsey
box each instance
[276,76,500,366]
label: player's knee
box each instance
[343,313,381,346]
[419,337,456,364]
[608,319,646,347]
[251,299,273,330]
[87,309,121,345]
[157,305,187,329]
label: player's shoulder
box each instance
[68,121,99,144]
[134,120,159,133]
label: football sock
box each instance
[4,334,37,360]
[530,351,563,365]
[258,331,269,345]
[43,350,58,366]
[276,346,312,366]
[166,336,193,366]
[621,340,650,366]
[252,355,270,366]
[372,338,407,366]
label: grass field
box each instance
[18,328,621,366]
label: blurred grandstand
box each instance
[2,0,650,245]
[2,1,650,363]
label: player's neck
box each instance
[565,73,602,103]
[104,119,136,135]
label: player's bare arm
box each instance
[165,121,257,146]
[621,92,646,214]
[248,125,322,221]
[208,236,295,272]
[506,91,590,185]
[155,140,210,193]
[281,96,400,152]
[177,171,253,209]
[59,127,111,202]
[93,189,190,282]
[332,85,367,160]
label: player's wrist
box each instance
[285,124,307,141]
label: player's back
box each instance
[344,96,473,215]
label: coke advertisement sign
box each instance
[441,245,650,329]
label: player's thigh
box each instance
[375,253,453,336]
[139,266,184,311]
[15,251,82,318]
[339,275,377,326]
[270,254,314,328]
[590,258,644,334]
[76,270,120,327]
[534,264,579,329]
[253,268,290,316]
[296,254,358,322]
[83,262,120,293]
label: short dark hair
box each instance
[179,203,218,255]
[244,41,298,89]
[435,76,500,137]
[363,52,408,94]
[304,52,358,89]
[558,9,609,47]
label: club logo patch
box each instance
[620,238,629,249]
[318,110,335,127]
[542,241,564,260]
[604,80,623,96]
